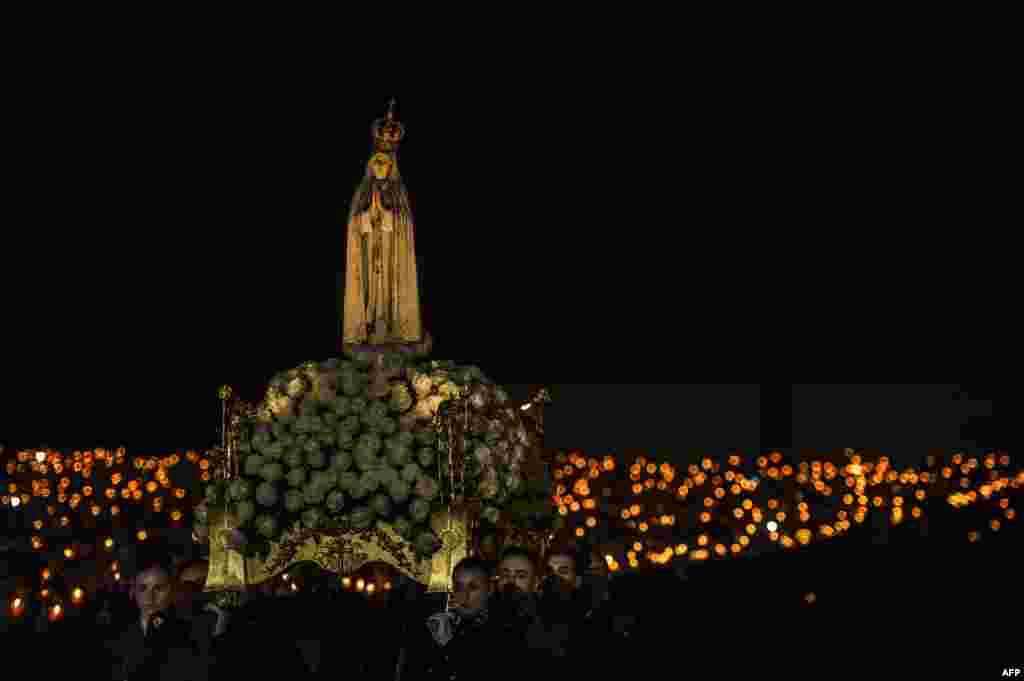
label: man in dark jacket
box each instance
[107,554,211,681]
[401,556,542,681]
[174,558,230,659]
[210,582,314,679]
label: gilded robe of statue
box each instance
[342,150,423,344]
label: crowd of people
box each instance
[9,508,1020,680]
[5,540,640,680]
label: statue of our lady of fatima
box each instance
[341,100,425,347]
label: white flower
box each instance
[412,374,434,398]
[469,391,487,410]
[286,377,307,398]
[438,382,461,400]
[474,446,493,468]
[479,480,499,499]
[478,468,499,499]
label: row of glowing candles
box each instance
[5,566,394,622]
[553,450,1020,571]
[2,449,211,538]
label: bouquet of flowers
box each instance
[202,354,542,562]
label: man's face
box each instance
[451,567,491,616]
[497,556,537,593]
[547,554,578,588]
[133,567,174,619]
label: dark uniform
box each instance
[211,593,312,679]
[108,611,211,681]
[401,601,540,681]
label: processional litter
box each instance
[198,101,554,600]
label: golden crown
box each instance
[371,99,405,153]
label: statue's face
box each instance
[369,152,393,180]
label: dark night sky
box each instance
[1,64,1013,466]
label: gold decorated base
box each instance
[203,504,473,595]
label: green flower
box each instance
[284,449,305,469]
[303,483,324,506]
[326,489,346,513]
[255,514,278,538]
[414,531,440,556]
[339,415,361,434]
[377,466,399,487]
[413,429,437,447]
[286,467,307,488]
[331,396,352,416]
[389,479,411,504]
[301,508,325,529]
[392,514,413,540]
[229,478,253,501]
[350,505,375,529]
[370,493,392,518]
[377,416,397,436]
[284,489,305,513]
[255,482,279,507]
[333,428,353,448]
[349,395,368,415]
[338,472,360,492]
[236,500,256,525]
[409,498,431,523]
[309,471,328,490]
[306,449,326,469]
[331,451,353,472]
[341,374,364,397]
[260,462,284,483]
[385,439,412,468]
[357,433,382,455]
[244,454,266,477]
[320,469,339,489]
[389,384,414,413]
[401,462,422,484]
[350,479,371,500]
[416,447,437,468]
[360,470,383,492]
[354,446,379,472]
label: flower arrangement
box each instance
[200,354,545,562]
[436,382,549,531]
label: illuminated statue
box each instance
[341,100,424,346]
